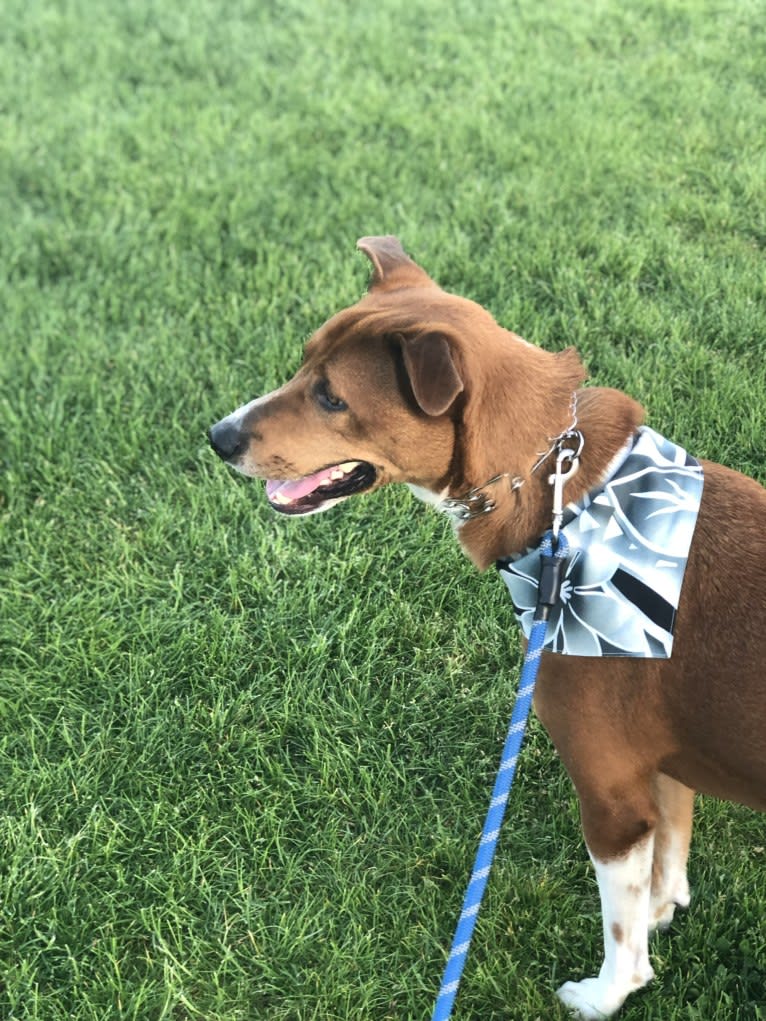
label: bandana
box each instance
[497,427,704,658]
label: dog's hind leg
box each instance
[649,773,694,931]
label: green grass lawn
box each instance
[2,1,766,1018]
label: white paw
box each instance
[557,969,653,1019]
[673,876,691,910]
[650,880,690,931]
[650,899,678,931]
[557,978,615,1019]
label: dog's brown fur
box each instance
[210,236,766,1016]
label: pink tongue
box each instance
[266,468,332,503]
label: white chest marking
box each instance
[407,484,451,512]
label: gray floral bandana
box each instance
[497,427,704,657]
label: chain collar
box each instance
[441,473,525,522]
[530,390,582,474]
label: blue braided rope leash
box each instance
[431,530,570,1021]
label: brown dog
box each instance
[209,236,766,1018]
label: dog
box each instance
[209,236,766,1018]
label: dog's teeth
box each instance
[330,468,345,481]
[339,461,358,472]
[272,492,292,505]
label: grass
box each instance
[1,0,765,1018]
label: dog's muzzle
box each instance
[209,401,378,515]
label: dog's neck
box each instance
[432,383,645,570]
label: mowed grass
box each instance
[1,1,766,1018]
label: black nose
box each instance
[208,419,246,461]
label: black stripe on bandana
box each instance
[610,568,676,635]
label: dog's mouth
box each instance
[265,460,377,516]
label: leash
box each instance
[431,499,574,1019]
[431,531,568,1021]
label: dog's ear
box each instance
[400,330,464,416]
[356,235,432,291]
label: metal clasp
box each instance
[548,442,581,543]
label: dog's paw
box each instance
[650,879,691,932]
[556,970,653,1019]
[650,899,677,931]
[557,979,613,1019]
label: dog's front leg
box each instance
[558,835,655,1019]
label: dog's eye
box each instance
[315,381,348,413]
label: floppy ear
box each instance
[400,331,464,416]
[356,235,432,291]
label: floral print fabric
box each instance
[497,427,704,658]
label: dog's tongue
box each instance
[266,469,329,503]
[266,461,361,506]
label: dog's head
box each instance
[210,236,477,515]
[209,236,586,521]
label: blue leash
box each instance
[431,530,569,1021]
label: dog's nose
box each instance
[208,419,246,461]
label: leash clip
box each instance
[548,439,581,544]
